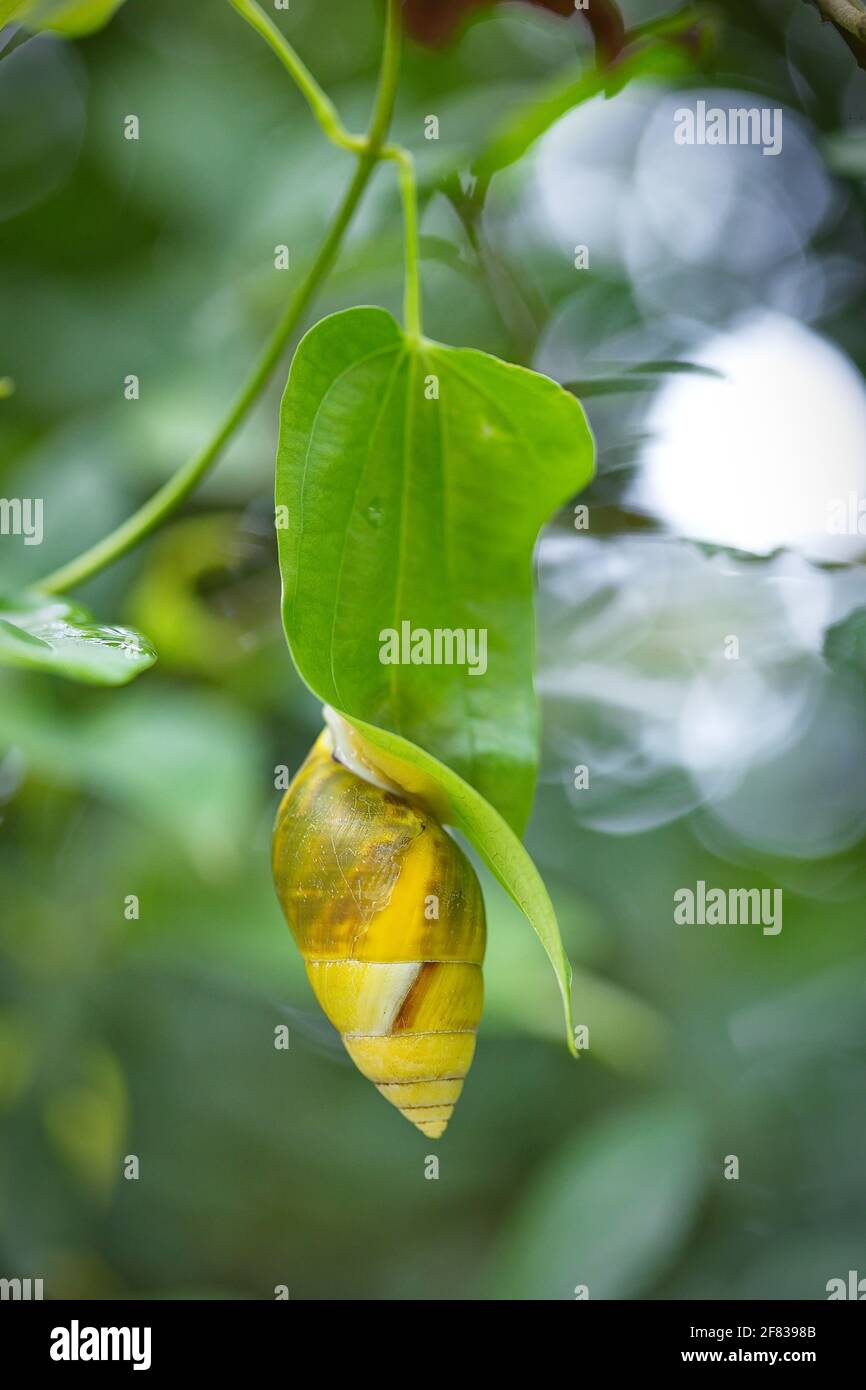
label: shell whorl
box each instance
[272,730,486,1138]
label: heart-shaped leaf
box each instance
[0,590,155,685]
[276,305,593,835]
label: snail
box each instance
[272,726,486,1138]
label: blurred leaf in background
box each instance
[8,0,127,37]
[487,1098,707,1300]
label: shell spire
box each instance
[272,729,486,1137]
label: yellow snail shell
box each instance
[272,729,486,1138]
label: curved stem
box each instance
[382,144,422,339]
[39,165,374,595]
[368,0,402,153]
[37,1,403,596]
[228,0,365,152]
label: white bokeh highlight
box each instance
[634,312,866,562]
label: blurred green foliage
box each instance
[1,0,866,1300]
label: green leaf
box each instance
[0,590,155,685]
[482,875,669,1073]
[325,710,579,1055]
[3,0,127,35]
[0,682,262,871]
[828,607,866,669]
[824,607,866,686]
[485,1098,707,1299]
[564,360,725,399]
[476,17,706,176]
[276,306,593,835]
[42,1045,127,1197]
[824,129,866,180]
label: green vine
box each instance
[37,0,420,595]
[227,0,367,154]
[381,144,423,340]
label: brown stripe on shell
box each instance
[392,960,438,1032]
[272,731,487,1134]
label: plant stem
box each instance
[369,0,402,152]
[39,166,373,595]
[228,0,366,152]
[37,0,403,596]
[444,174,538,364]
[382,144,422,339]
